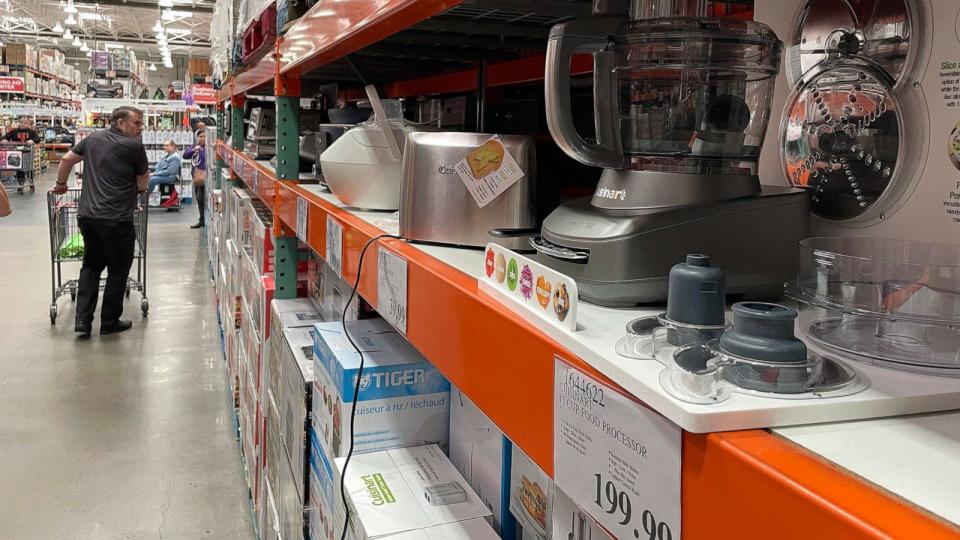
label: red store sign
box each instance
[0,77,26,94]
[192,83,217,104]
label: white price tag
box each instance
[325,215,343,277]
[377,248,407,334]
[251,169,259,192]
[296,197,308,242]
[554,357,681,540]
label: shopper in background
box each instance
[3,117,42,190]
[194,121,206,143]
[148,139,182,202]
[54,106,149,337]
[182,131,207,230]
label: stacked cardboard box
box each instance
[329,445,498,540]
[309,318,453,540]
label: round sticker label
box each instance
[519,265,534,300]
[536,276,552,309]
[553,282,571,321]
[495,253,506,283]
[485,248,495,278]
[506,258,519,291]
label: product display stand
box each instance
[208,1,960,538]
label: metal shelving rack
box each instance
[212,1,960,538]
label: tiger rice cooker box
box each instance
[333,444,494,540]
[509,445,554,540]
[311,319,450,460]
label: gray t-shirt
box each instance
[72,128,149,222]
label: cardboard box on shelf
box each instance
[279,326,316,502]
[333,445,494,540]
[263,477,281,540]
[308,427,338,540]
[449,387,514,536]
[321,263,376,322]
[5,43,34,67]
[509,446,553,540]
[265,388,309,540]
[311,319,451,461]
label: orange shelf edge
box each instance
[217,145,958,539]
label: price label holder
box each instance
[554,357,682,540]
[296,197,308,243]
[326,215,343,277]
[251,169,259,193]
[477,243,577,332]
[377,247,408,334]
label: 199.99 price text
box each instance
[594,473,672,540]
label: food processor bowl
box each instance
[788,237,960,377]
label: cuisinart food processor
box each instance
[532,0,809,306]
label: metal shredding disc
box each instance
[782,62,901,220]
[787,0,915,86]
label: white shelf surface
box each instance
[296,185,960,526]
[776,412,960,527]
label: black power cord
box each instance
[338,233,401,540]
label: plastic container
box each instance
[787,237,960,377]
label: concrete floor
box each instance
[0,172,255,539]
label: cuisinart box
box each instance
[509,446,554,540]
[333,444,495,540]
[311,319,450,459]
[756,0,960,245]
[449,386,514,537]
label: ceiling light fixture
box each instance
[63,28,72,39]
[85,50,91,57]
[159,0,173,6]
[80,42,89,52]
[148,62,157,71]
[52,21,63,33]
[64,14,77,25]
[64,0,78,14]
[152,20,163,32]
[72,35,81,47]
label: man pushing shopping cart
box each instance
[53,106,150,338]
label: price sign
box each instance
[554,357,681,540]
[325,215,343,277]
[296,197,309,243]
[377,248,408,334]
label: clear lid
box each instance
[789,237,960,324]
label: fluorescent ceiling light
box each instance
[64,14,77,25]
[148,62,157,71]
[63,28,72,39]
[79,13,104,21]
[104,42,124,49]
[52,21,63,32]
[64,1,78,14]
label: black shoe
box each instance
[100,320,133,335]
[75,322,92,337]
[190,221,203,229]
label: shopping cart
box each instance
[47,188,150,324]
[0,142,36,194]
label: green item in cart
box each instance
[59,233,85,258]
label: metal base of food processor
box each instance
[533,185,809,306]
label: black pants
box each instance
[76,217,136,327]
[195,183,205,224]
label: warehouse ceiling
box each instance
[0,0,212,61]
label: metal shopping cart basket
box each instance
[0,142,36,194]
[47,188,149,324]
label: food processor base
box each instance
[534,185,809,305]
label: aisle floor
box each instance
[0,172,255,539]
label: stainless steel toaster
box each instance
[400,132,536,250]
